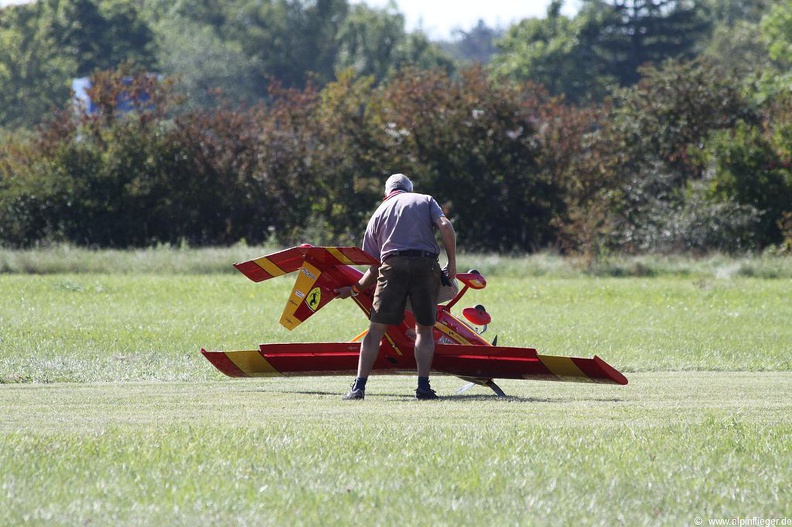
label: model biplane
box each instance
[201,245,628,396]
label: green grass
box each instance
[2,273,790,383]
[1,375,790,526]
[1,248,791,525]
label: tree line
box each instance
[2,0,784,128]
[1,0,791,255]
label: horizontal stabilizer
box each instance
[234,245,378,282]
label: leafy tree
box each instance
[52,0,157,76]
[604,57,763,252]
[493,0,710,103]
[0,2,75,129]
[705,88,792,246]
[248,81,323,243]
[221,0,348,89]
[702,19,770,80]
[757,0,792,99]
[611,57,755,180]
[390,29,456,74]
[368,67,560,252]
[141,0,235,27]
[153,16,262,110]
[441,20,503,65]
[690,0,792,186]
[153,0,452,99]
[533,97,621,256]
[587,0,711,87]
[0,0,157,130]
[308,70,383,243]
[701,0,770,26]
[492,1,616,103]
[695,0,772,86]
[334,2,453,82]
[335,2,407,79]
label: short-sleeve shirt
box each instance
[362,191,444,261]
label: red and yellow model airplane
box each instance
[201,245,628,396]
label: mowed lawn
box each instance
[1,255,791,525]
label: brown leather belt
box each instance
[382,250,438,261]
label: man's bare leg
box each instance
[357,322,388,378]
[414,323,438,398]
[344,322,388,400]
[414,323,435,378]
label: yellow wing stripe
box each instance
[539,355,591,382]
[226,350,280,376]
[253,256,287,278]
[326,247,356,265]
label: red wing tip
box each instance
[593,355,629,385]
[233,261,269,282]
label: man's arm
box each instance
[335,264,379,299]
[435,216,456,279]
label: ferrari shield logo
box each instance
[306,287,321,311]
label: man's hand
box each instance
[335,266,377,299]
[445,262,457,281]
[441,266,454,286]
[335,286,355,299]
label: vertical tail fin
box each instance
[280,261,331,330]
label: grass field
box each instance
[1,247,791,525]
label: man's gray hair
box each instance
[384,173,413,194]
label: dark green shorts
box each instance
[370,256,441,326]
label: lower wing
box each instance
[202,343,627,385]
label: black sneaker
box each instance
[415,387,438,400]
[343,388,364,400]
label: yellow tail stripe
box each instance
[539,355,591,381]
[226,350,280,376]
[280,262,322,330]
[254,257,286,278]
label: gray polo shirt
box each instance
[362,191,444,261]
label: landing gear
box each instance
[456,377,507,397]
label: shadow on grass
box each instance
[243,386,624,404]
